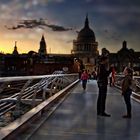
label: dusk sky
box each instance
[0,0,140,54]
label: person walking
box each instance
[122,67,133,118]
[109,65,116,86]
[81,70,89,90]
[111,65,116,86]
[97,56,112,117]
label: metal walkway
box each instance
[29,80,140,140]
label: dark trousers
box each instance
[109,77,112,86]
[123,89,132,116]
[82,80,87,90]
[97,85,107,114]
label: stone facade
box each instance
[71,15,99,72]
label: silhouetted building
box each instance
[33,54,76,75]
[0,36,77,76]
[38,35,47,57]
[0,42,39,76]
[71,15,99,72]
[0,53,4,76]
[108,41,140,75]
[12,41,19,55]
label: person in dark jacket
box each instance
[122,67,133,118]
[97,56,112,117]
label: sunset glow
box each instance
[0,0,140,54]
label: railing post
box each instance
[13,80,33,118]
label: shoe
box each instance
[100,113,111,117]
[122,115,131,119]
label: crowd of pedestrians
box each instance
[79,56,134,119]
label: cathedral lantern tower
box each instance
[71,15,99,72]
[12,41,19,55]
[38,35,47,56]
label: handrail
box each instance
[0,72,79,123]
[0,73,78,82]
[115,74,140,79]
[0,79,79,140]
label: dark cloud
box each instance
[5,18,73,32]
[5,19,47,30]
[5,24,25,30]
[46,24,72,31]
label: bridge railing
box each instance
[0,71,79,127]
[115,74,140,102]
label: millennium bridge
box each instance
[0,71,140,140]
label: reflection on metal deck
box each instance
[0,74,140,140]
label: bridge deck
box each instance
[29,80,140,140]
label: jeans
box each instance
[123,89,132,116]
[82,80,87,90]
[97,85,107,114]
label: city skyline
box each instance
[0,0,140,54]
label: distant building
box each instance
[71,15,99,72]
[12,41,19,55]
[3,54,29,76]
[108,41,140,75]
[38,35,47,57]
[0,37,77,76]
[33,54,76,75]
[0,53,4,76]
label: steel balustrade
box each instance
[0,71,79,124]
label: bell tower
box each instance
[38,35,47,56]
[12,41,19,55]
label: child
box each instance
[122,67,133,118]
[81,70,89,90]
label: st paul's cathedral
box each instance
[71,15,99,72]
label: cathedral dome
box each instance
[77,16,95,42]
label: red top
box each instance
[81,72,89,80]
